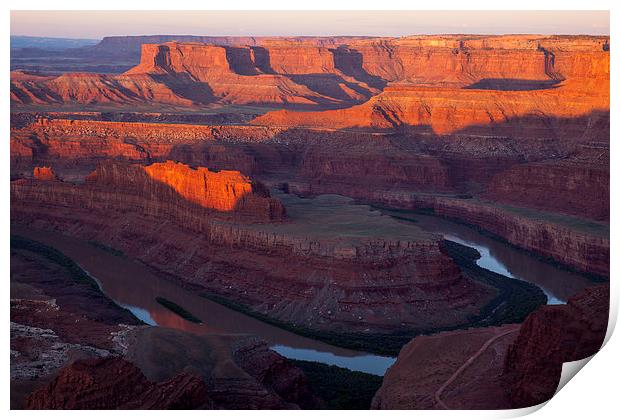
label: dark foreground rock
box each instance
[372,284,609,409]
[504,284,609,407]
[26,357,212,409]
[11,236,320,410]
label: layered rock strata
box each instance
[13,160,285,223]
[485,157,609,221]
[33,166,58,181]
[26,357,213,409]
[366,193,608,278]
[10,118,278,179]
[11,115,608,202]
[10,117,608,277]
[10,237,320,409]
[253,80,608,134]
[11,162,497,334]
[11,35,609,110]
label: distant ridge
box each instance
[10,35,99,50]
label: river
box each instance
[12,226,396,376]
[13,208,596,376]
[377,210,596,304]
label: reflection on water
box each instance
[272,345,396,376]
[16,207,597,376]
[443,235,563,305]
[123,305,158,325]
[384,212,597,304]
[82,267,159,325]
[13,226,396,376]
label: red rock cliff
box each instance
[12,35,609,110]
[370,285,609,410]
[26,357,212,409]
[11,167,497,334]
[14,161,286,223]
[379,194,608,277]
[485,158,609,221]
[504,285,609,408]
[87,160,284,216]
[33,166,58,181]
[253,79,609,134]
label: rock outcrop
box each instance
[485,158,609,221]
[371,325,520,409]
[85,35,372,61]
[87,160,286,220]
[122,327,321,409]
[340,35,609,84]
[26,357,212,409]
[504,285,609,407]
[33,166,58,181]
[253,35,608,130]
[371,284,609,410]
[14,161,285,223]
[11,40,380,109]
[11,166,498,335]
[11,35,609,110]
[232,337,322,409]
[253,79,608,135]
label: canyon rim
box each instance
[9,9,611,412]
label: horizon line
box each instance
[10,32,612,39]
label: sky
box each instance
[11,10,610,39]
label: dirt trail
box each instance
[434,327,520,409]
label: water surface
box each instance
[13,226,396,375]
[13,200,597,376]
[379,210,597,304]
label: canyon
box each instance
[10,33,609,410]
[11,162,504,337]
[10,236,320,409]
[11,34,608,111]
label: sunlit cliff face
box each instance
[142,161,255,212]
[80,160,285,220]
[33,166,58,181]
[251,39,610,134]
[11,35,610,121]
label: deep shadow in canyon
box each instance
[464,78,562,91]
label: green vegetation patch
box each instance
[12,235,101,290]
[203,292,434,356]
[442,240,548,326]
[201,239,547,356]
[246,192,434,244]
[10,235,142,324]
[292,360,383,410]
[87,240,125,257]
[155,296,202,324]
